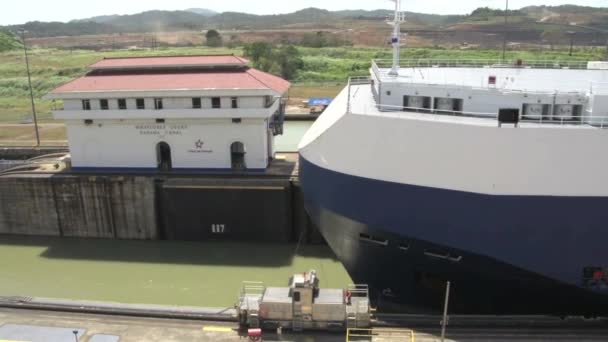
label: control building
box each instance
[45,55,290,171]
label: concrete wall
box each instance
[0,175,61,236]
[0,175,157,239]
[160,178,294,242]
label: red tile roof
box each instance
[89,55,250,70]
[50,68,290,94]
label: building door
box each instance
[156,141,172,171]
[231,142,246,170]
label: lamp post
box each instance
[566,31,576,57]
[502,0,509,62]
[19,30,40,146]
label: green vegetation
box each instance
[244,42,304,80]
[204,29,222,47]
[0,29,21,52]
[0,45,604,124]
[469,7,524,20]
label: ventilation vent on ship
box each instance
[359,233,388,246]
[424,249,462,262]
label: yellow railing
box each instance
[346,328,415,342]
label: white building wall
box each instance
[61,96,268,112]
[64,100,81,110]
[65,118,270,170]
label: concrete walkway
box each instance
[3,307,608,341]
[0,308,349,342]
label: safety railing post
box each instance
[440,281,450,342]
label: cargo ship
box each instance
[298,0,608,315]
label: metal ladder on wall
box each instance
[346,311,357,329]
[292,305,304,332]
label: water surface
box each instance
[275,121,313,152]
[0,236,350,308]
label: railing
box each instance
[591,82,608,95]
[372,58,589,72]
[347,77,372,114]
[347,284,370,299]
[346,328,415,342]
[347,78,608,128]
[239,281,265,298]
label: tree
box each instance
[205,29,223,47]
[243,42,304,80]
[243,42,273,67]
[275,45,303,80]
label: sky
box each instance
[1,0,607,25]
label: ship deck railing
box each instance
[346,77,608,128]
[372,59,590,76]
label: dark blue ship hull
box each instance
[299,156,608,315]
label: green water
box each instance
[0,236,351,308]
[275,121,313,152]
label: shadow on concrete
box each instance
[0,235,338,267]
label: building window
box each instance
[84,119,93,125]
[232,118,242,124]
[231,97,238,109]
[212,97,221,109]
[136,98,145,110]
[264,96,273,107]
[118,99,127,110]
[192,98,202,109]
[154,98,163,110]
[156,119,165,124]
[82,99,91,111]
[100,99,109,110]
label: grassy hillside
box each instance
[0,29,21,52]
[6,5,607,38]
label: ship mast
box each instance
[388,0,405,76]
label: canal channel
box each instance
[0,236,350,308]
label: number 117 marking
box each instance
[211,224,226,233]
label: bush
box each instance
[205,29,223,47]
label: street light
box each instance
[19,30,40,146]
[566,31,576,56]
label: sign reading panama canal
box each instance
[135,124,188,136]
[188,139,213,153]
